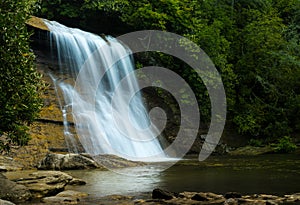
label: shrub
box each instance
[0,0,43,152]
[273,136,297,153]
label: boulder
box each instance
[15,171,73,198]
[68,178,86,186]
[38,153,99,170]
[152,188,174,200]
[56,190,88,198]
[191,193,209,201]
[41,190,87,204]
[224,198,238,205]
[41,196,78,204]
[224,192,242,199]
[0,173,31,202]
[93,154,145,169]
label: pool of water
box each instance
[63,154,300,198]
[5,154,300,204]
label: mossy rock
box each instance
[228,145,275,156]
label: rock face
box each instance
[0,156,23,171]
[0,173,31,202]
[14,171,73,198]
[26,16,49,31]
[38,153,99,170]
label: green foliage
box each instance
[248,139,264,147]
[273,136,297,153]
[0,0,43,151]
[38,0,300,141]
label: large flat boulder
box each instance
[0,173,31,202]
[38,153,99,170]
[15,171,73,198]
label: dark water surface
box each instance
[64,154,300,197]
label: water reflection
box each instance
[65,165,164,197]
[66,154,300,197]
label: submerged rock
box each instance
[56,190,88,198]
[68,178,86,186]
[41,196,78,204]
[41,190,87,204]
[38,153,99,170]
[152,188,175,200]
[0,173,31,202]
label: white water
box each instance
[44,20,167,161]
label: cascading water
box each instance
[44,20,167,161]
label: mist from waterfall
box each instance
[44,20,167,161]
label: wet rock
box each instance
[93,154,145,169]
[0,199,16,205]
[238,198,266,205]
[0,156,23,172]
[41,190,87,204]
[224,192,242,199]
[191,192,225,202]
[256,194,280,200]
[38,153,99,170]
[152,188,174,200]
[178,191,198,199]
[100,195,133,201]
[191,193,209,201]
[68,178,86,185]
[15,171,73,198]
[283,193,300,203]
[266,200,278,205]
[56,190,88,198]
[41,196,79,204]
[0,173,31,202]
[224,198,238,205]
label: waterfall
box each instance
[44,20,167,161]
